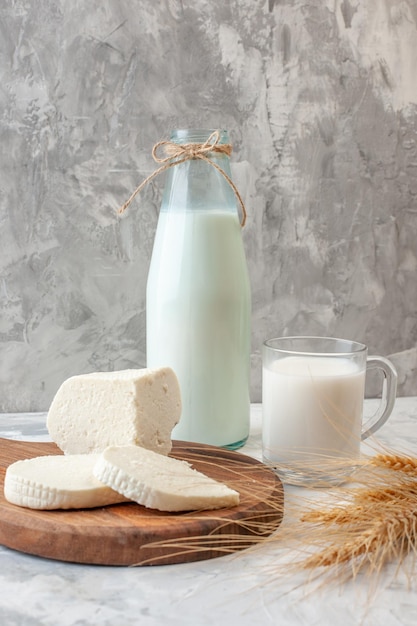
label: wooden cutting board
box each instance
[0,438,283,566]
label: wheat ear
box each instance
[303,506,417,572]
[370,453,417,475]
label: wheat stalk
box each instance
[306,504,416,557]
[288,449,417,584]
[370,453,417,474]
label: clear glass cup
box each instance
[262,336,397,485]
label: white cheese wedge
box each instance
[47,367,181,456]
[4,455,128,510]
[93,445,240,512]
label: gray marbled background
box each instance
[0,0,416,411]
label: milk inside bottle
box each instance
[146,130,251,449]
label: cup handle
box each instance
[361,356,398,440]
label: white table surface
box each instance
[1,398,417,626]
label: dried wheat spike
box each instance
[371,453,417,474]
[353,485,417,506]
[301,504,366,526]
[302,505,417,574]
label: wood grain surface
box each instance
[0,438,283,566]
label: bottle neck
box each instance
[161,130,236,213]
[118,129,246,222]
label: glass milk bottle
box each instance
[146,129,251,449]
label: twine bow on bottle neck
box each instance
[118,130,247,227]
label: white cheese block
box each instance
[4,455,128,510]
[93,445,240,512]
[47,367,181,455]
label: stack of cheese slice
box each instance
[4,446,239,511]
[4,367,240,512]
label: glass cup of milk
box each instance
[262,336,397,485]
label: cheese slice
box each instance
[47,367,181,455]
[4,455,128,510]
[93,445,240,512]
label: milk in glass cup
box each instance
[262,336,397,485]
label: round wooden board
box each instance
[0,438,283,566]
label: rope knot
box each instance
[188,145,200,158]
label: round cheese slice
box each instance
[4,454,128,510]
[93,445,240,512]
